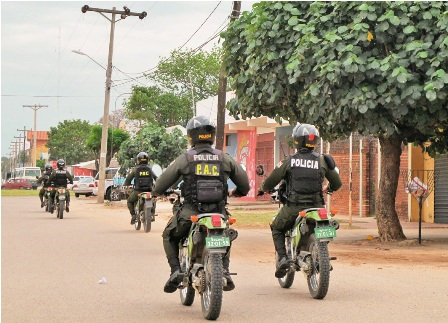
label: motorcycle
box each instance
[54,187,68,219]
[134,191,157,232]
[270,187,339,299]
[166,190,238,320]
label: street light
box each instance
[72,50,107,71]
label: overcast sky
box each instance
[1,1,255,157]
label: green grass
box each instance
[1,189,75,197]
[230,211,275,228]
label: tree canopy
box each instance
[117,123,187,175]
[46,120,94,165]
[86,125,130,171]
[125,86,191,127]
[222,2,448,241]
[223,2,448,152]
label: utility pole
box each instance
[11,141,21,171]
[215,1,241,150]
[14,135,25,166]
[81,5,147,203]
[23,104,48,166]
[17,127,27,166]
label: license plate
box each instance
[206,236,230,248]
[59,195,66,200]
[314,227,336,239]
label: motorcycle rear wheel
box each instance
[306,233,330,299]
[58,201,64,219]
[201,253,223,320]
[143,211,151,233]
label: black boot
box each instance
[40,200,44,208]
[163,268,183,293]
[130,213,136,224]
[222,253,235,291]
[272,227,288,278]
[65,202,70,212]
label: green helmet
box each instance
[186,115,216,146]
[292,124,319,150]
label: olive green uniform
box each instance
[152,143,250,273]
[124,167,157,217]
[261,153,341,258]
[37,173,51,203]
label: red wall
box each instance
[72,167,94,177]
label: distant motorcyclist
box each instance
[258,124,342,278]
[48,159,73,213]
[37,164,53,207]
[152,115,250,293]
[123,152,157,224]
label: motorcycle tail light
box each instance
[330,210,338,216]
[299,211,306,217]
[190,215,198,222]
[211,215,222,227]
[228,217,237,225]
[318,208,328,219]
[89,184,94,187]
[95,181,98,187]
[73,184,77,188]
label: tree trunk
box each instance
[376,135,406,242]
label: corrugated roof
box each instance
[27,131,49,141]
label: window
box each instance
[225,135,231,147]
[25,169,40,177]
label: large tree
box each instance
[125,86,191,127]
[147,47,223,104]
[46,120,94,165]
[86,125,129,172]
[223,2,448,241]
[117,123,187,175]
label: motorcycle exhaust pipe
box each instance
[227,228,238,241]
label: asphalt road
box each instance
[2,196,448,322]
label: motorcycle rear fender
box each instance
[197,214,227,229]
[207,247,227,254]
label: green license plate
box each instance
[314,227,336,239]
[206,236,230,248]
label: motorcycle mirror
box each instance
[256,164,265,176]
[240,163,246,171]
[36,176,39,179]
[151,164,163,177]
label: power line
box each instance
[178,1,221,51]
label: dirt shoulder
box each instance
[87,197,448,268]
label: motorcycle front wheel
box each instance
[201,253,223,320]
[277,236,295,288]
[306,233,330,299]
[179,247,195,306]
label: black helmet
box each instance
[186,115,216,146]
[292,124,320,150]
[45,164,53,173]
[56,159,65,170]
[137,152,148,165]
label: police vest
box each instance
[134,165,153,192]
[287,151,323,199]
[54,170,68,187]
[182,147,226,205]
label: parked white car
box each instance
[68,175,92,190]
[92,168,122,200]
[73,177,95,197]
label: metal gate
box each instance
[434,155,448,224]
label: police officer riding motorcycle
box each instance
[258,124,342,279]
[152,116,250,296]
[48,159,73,213]
[37,164,53,208]
[124,152,157,225]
